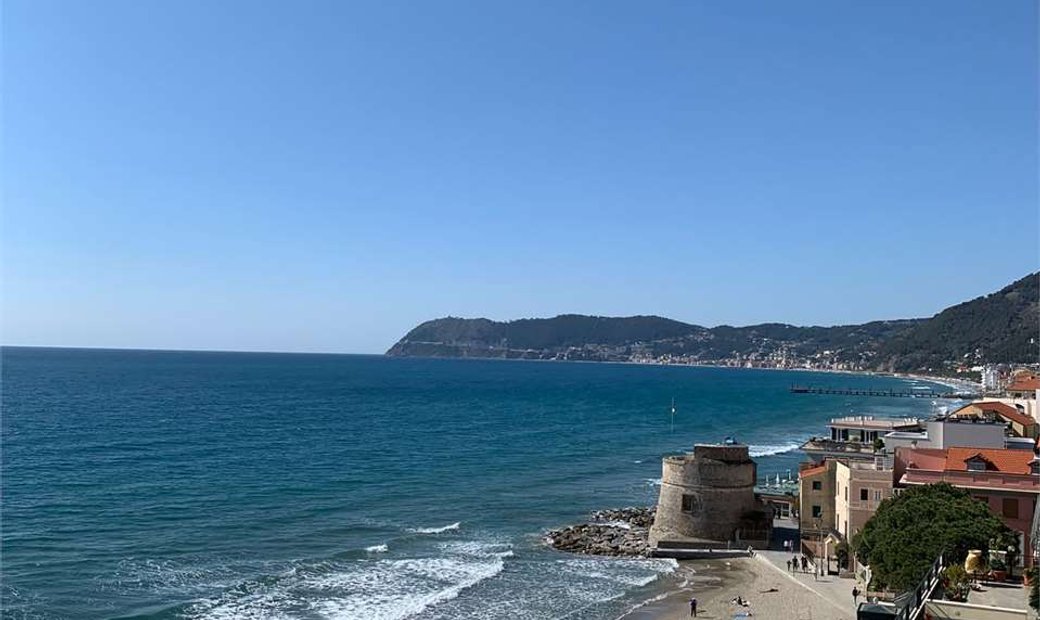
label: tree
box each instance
[835,540,851,570]
[852,483,1012,591]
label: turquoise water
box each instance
[2,348,948,619]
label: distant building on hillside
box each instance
[981,364,1003,393]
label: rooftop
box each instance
[945,447,1036,475]
[828,415,920,430]
[899,446,1037,475]
[1008,376,1040,392]
[952,399,1035,428]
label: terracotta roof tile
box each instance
[799,464,828,479]
[1008,377,1040,392]
[978,401,1036,428]
[945,447,1035,475]
[950,401,1036,428]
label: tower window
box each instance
[681,494,697,513]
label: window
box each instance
[812,481,822,491]
[844,486,848,501]
[874,490,882,501]
[812,505,822,518]
[860,488,868,501]
[1003,498,1019,519]
[966,458,986,472]
[681,494,696,513]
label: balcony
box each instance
[801,438,878,460]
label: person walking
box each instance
[689,596,698,617]
[786,559,792,572]
[852,586,860,605]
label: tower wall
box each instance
[648,444,759,546]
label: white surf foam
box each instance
[748,442,801,457]
[190,541,512,620]
[365,544,389,553]
[408,521,461,534]
[597,520,632,530]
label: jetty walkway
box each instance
[790,385,979,400]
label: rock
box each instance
[545,506,655,557]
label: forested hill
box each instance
[386,273,1039,373]
[875,272,1038,371]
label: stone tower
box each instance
[648,444,763,547]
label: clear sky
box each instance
[4,1,1037,353]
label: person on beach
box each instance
[689,596,697,617]
[800,556,807,572]
[852,586,860,605]
[791,555,798,571]
[786,559,792,571]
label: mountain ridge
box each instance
[386,273,1039,374]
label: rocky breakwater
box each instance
[545,507,655,557]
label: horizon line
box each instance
[0,344,384,356]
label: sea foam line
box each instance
[407,521,461,534]
[748,442,801,457]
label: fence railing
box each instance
[894,553,944,620]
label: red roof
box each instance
[979,401,1036,427]
[899,447,948,471]
[800,464,828,479]
[897,446,1037,475]
[950,401,1036,428]
[945,447,1036,475]
[1008,377,1040,392]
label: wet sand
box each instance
[623,558,852,620]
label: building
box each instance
[1007,373,1040,401]
[981,364,1002,393]
[799,457,896,570]
[948,401,1038,440]
[801,415,921,464]
[882,415,1022,454]
[649,444,772,549]
[799,461,837,531]
[894,446,1040,562]
[834,459,895,543]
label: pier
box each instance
[790,385,979,400]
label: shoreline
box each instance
[618,557,854,620]
[386,353,982,392]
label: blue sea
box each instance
[2,348,951,619]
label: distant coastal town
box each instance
[388,272,1038,380]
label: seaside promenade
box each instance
[756,550,857,618]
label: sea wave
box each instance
[407,521,461,534]
[365,544,389,553]
[188,541,512,620]
[748,442,801,457]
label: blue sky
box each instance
[4,1,1037,353]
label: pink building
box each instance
[894,446,1040,562]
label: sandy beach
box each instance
[623,557,853,620]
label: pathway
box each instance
[756,549,860,618]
